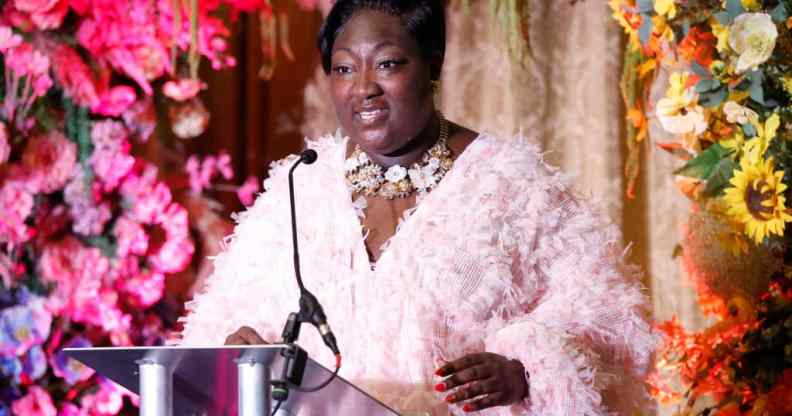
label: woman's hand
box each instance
[224,326,269,345]
[434,352,528,412]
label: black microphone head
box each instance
[300,149,318,164]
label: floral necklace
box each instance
[345,113,452,199]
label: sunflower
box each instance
[723,150,792,244]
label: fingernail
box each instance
[435,368,446,376]
[463,404,474,412]
[445,394,454,403]
[434,382,446,392]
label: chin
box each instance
[353,129,395,153]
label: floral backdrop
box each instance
[0,0,332,413]
[612,0,792,414]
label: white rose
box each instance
[723,101,759,125]
[729,13,778,73]
[384,165,407,182]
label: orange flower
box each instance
[679,27,717,67]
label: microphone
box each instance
[284,149,340,356]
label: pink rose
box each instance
[22,131,76,193]
[119,163,173,224]
[11,385,57,416]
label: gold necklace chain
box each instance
[345,112,452,199]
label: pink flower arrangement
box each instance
[0,0,272,412]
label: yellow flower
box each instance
[723,150,792,244]
[711,20,731,53]
[609,0,641,51]
[655,0,677,18]
[782,75,792,95]
[720,128,746,156]
[745,113,780,156]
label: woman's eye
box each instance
[332,65,352,74]
[377,60,403,70]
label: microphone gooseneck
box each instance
[284,149,340,356]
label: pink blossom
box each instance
[146,203,194,274]
[113,216,148,258]
[4,0,68,31]
[0,25,23,51]
[89,120,135,191]
[0,121,10,164]
[93,85,136,116]
[237,175,260,206]
[57,403,81,416]
[217,152,233,179]
[22,131,76,193]
[0,180,35,246]
[50,43,99,108]
[117,268,164,309]
[119,163,173,224]
[162,78,206,102]
[11,385,57,416]
[38,237,110,321]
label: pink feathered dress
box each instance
[179,132,657,415]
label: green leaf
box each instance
[691,61,712,77]
[771,3,789,23]
[700,87,728,107]
[674,143,732,179]
[714,11,734,25]
[695,78,721,93]
[638,13,653,46]
[742,122,757,137]
[725,0,745,19]
[704,157,737,196]
[748,70,765,105]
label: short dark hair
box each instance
[317,0,446,79]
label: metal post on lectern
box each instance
[236,356,272,416]
[136,359,173,416]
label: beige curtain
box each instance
[299,2,707,413]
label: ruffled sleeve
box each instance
[177,156,298,346]
[483,139,656,415]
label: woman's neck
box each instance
[365,114,441,168]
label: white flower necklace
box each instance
[345,113,452,199]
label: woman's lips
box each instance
[355,108,389,125]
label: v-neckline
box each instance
[340,134,486,272]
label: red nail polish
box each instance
[434,382,446,392]
[435,368,446,376]
[445,395,454,403]
[463,404,474,412]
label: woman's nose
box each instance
[353,69,383,100]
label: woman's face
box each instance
[329,9,435,156]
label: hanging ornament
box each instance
[169,98,210,139]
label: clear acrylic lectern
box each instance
[64,345,400,416]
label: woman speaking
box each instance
[179,1,656,414]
